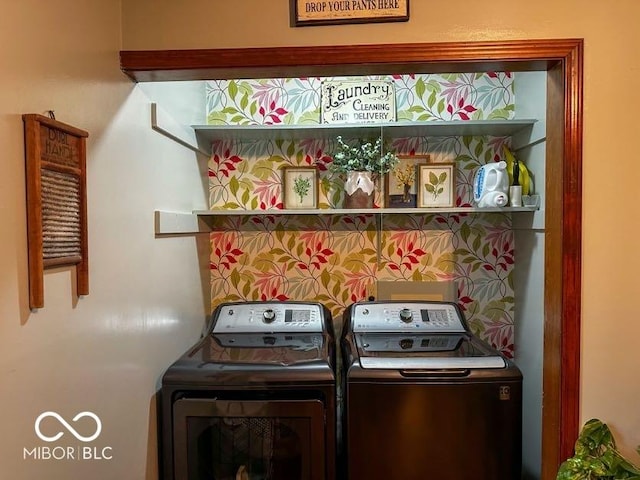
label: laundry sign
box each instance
[291,0,409,26]
[320,80,396,124]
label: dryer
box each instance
[341,300,522,480]
[161,301,336,480]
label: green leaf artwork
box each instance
[425,171,448,201]
[293,175,311,203]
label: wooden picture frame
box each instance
[290,0,409,27]
[282,166,319,209]
[384,154,430,208]
[418,163,456,208]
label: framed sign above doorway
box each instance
[290,0,409,27]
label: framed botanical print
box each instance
[282,166,319,209]
[384,154,430,208]
[418,163,456,208]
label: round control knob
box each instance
[399,308,413,323]
[262,309,276,324]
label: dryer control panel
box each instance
[213,302,325,333]
[351,302,466,333]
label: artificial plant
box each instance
[329,135,399,175]
[556,418,640,479]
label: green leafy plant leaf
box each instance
[228,80,238,100]
[229,176,240,196]
[556,419,640,479]
[241,189,250,205]
[427,90,437,109]
[415,78,426,99]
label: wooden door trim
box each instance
[120,38,583,477]
[120,39,579,81]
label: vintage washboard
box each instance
[23,114,89,309]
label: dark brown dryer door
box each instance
[346,380,522,480]
[173,398,326,480]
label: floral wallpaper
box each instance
[205,73,517,357]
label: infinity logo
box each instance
[35,411,102,443]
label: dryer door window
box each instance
[173,399,326,480]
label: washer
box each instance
[161,301,336,480]
[341,300,522,480]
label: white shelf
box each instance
[194,207,536,216]
[155,118,542,234]
[155,208,538,234]
[192,119,537,143]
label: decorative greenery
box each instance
[556,418,640,480]
[330,136,399,175]
[293,175,311,203]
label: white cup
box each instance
[509,185,522,207]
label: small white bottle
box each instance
[509,185,522,207]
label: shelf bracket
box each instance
[150,103,211,156]
[514,136,546,153]
[155,211,211,235]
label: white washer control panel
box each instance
[352,302,466,333]
[213,302,324,333]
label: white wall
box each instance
[512,71,547,479]
[0,2,208,479]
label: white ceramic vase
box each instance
[344,171,375,209]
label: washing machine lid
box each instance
[354,333,506,369]
[213,332,324,360]
[203,332,327,366]
[162,331,335,387]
